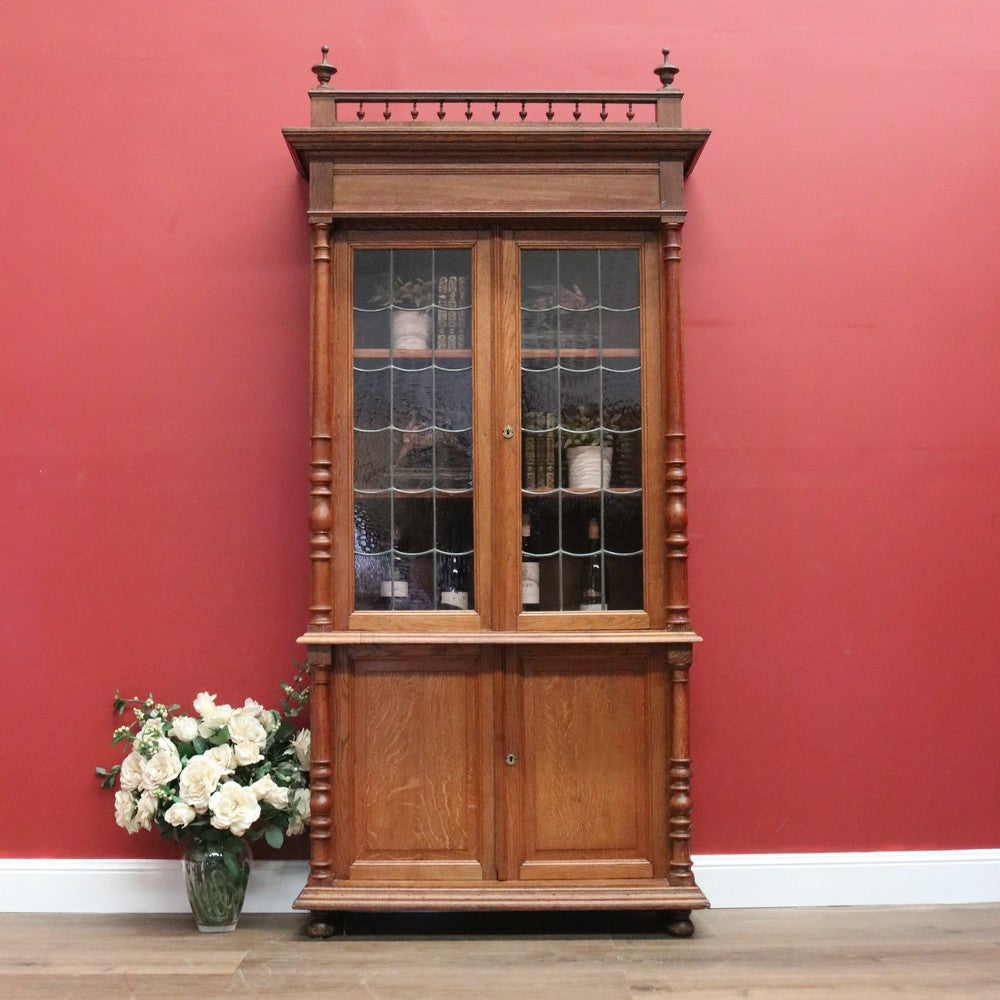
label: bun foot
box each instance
[661,909,695,938]
[307,911,345,938]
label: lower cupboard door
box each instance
[337,646,496,881]
[500,646,668,881]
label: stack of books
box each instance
[436,275,470,349]
[522,412,557,489]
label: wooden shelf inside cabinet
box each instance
[522,487,642,496]
[521,348,640,359]
[285,49,710,935]
[354,489,473,499]
[354,348,472,359]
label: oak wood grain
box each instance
[295,880,708,911]
[283,124,712,185]
[495,231,522,630]
[341,647,495,882]
[503,647,667,883]
[641,229,667,628]
[306,224,334,631]
[329,165,661,216]
[297,630,702,644]
[329,233,354,630]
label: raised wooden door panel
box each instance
[337,645,496,881]
[500,645,668,881]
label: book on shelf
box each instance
[436,276,449,349]
[446,275,459,349]
[523,410,537,488]
[522,411,556,489]
[457,275,469,349]
[543,412,556,488]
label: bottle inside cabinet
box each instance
[438,527,471,610]
[579,516,607,611]
[521,514,541,611]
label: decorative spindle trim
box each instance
[411,100,418,120]
[600,101,608,121]
[308,446,333,629]
[356,102,365,121]
[546,101,554,121]
[654,47,680,88]
[311,45,337,87]
[309,224,333,630]
[465,100,473,120]
[667,645,695,886]
[438,101,446,120]
[573,101,581,120]
[661,222,691,631]
[492,101,500,120]
[382,100,391,121]
[519,101,527,121]
[627,101,635,121]
[305,646,333,881]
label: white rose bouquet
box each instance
[96,663,311,857]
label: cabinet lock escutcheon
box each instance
[504,752,517,766]
[502,424,514,439]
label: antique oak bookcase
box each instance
[282,48,710,938]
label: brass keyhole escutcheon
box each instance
[502,424,514,439]
[505,753,517,766]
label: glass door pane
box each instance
[352,247,475,612]
[520,248,643,612]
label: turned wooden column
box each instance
[667,643,695,885]
[661,220,691,631]
[306,644,333,884]
[308,222,334,630]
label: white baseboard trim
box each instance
[692,850,1000,908]
[0,858,309,914]
[1,850,998,913]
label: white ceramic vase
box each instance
[391,309,432,349]
[566,445,612,489]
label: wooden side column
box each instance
[661,221,691,630]
[667,643,695,885]
[309,222,334,630]
[306,644,334,885]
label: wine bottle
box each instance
[379,528,410,610]
[579,517,606,611]
[521,515,540,611]
[439,538,470,610]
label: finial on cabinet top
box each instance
[312,45,337,87]
[654,48,679,88]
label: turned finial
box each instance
[654,48,679,88]
[312,45,337,87]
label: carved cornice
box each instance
[282,124,711,178]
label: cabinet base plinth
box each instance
[294,880,709,913]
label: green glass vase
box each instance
[183,837,252,932]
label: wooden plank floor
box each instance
[0,905,997,999]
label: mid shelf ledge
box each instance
[297,629,702,645]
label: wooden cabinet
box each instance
[283,47,710,936]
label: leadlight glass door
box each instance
[349,235,491,626]
[514,234,662,629]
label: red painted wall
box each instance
[2,2,998,858]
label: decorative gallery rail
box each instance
[307,46,683,125]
